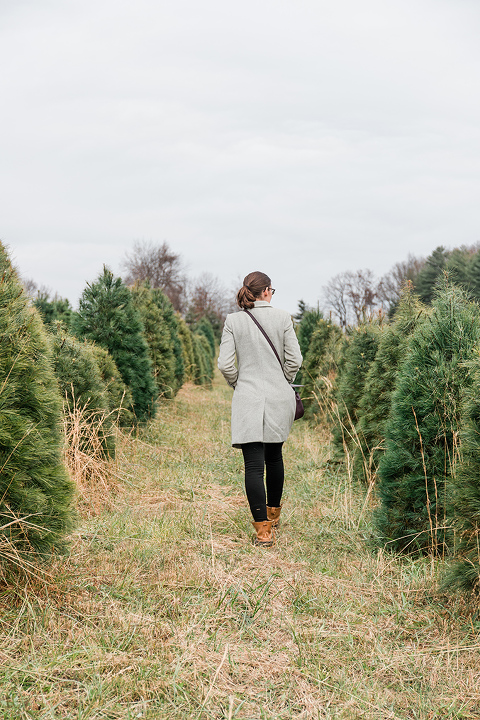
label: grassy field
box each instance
[2,371,480,719]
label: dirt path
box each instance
[1,373,480,719]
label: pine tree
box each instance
[0,244,75,562]
[191,333,213,386]
[414,246,448,304]
[295,307,324,386]
[445,248,470,290]
[301,319,342,415]
[73,268,156,422]
[34,293,72,330]
[197,333,214,386]
[332,319,383,457]
[443,357,480,592]
[293,299,308,323]
[130,282,177,399]
[50,326,115,458]
[90,344,134,426]
[375,279,480,553]
[297,307,323,360]
[177,317,196,381]
[467,249,480,301]
[305,329,346,426]
[353,288,426,484]
[196,317,216,356]
[151,288,185,395]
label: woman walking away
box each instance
[218,271,303,547]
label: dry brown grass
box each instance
[62,401,128,516]
[1,375,480,718]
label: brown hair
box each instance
[236,271,272,310]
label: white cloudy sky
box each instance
[1,0,480,313]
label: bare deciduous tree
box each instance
[186,272,236,337]
[323,269,379,327]
[122,241,187,312]
[323,273,349,328]
[21,278,54,302]
[21,277,39,298]
[377,254,425,311]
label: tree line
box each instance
[320,243,480,327]
[0,241,222,573]
[297,242,480,595]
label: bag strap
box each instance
[243,309,284,371]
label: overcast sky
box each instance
[1,0,479,313]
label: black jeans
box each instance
[241,442,284,522]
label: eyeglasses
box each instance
[268,287,276,295]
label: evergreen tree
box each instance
[295,305,324,387]
[293,299,308,322]
[177,317,196,381]
[332,320,382,457]
[191,333,213,387]
[0,244,75,561]
[445,248,470,290]
[90,344,134,426]
[375,279,480,553]
[307,334,346,428]
[353,288,426,484]
[50,326,115,457]
[34,293,73,330]
[131,282,177,399]
[443,357,480,592]
[73,267,156,422]
[301,319,342,416]
[467,249,480,301]
[186,307,224,343]
[196,316,216,356]
[151,288,185,394]
[297,307,323,359]
[198,333,214,382]
[414,246,448,304]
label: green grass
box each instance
[1,372,480,718]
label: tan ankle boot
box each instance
[252,520,274,547]
[267,505,282,529]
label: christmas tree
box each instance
[0,244,75,562]
[177,317,196,381]
[301,319,343,419]
[353,287,426,484]
[445,248,471,290]
[50,326,115,457]
[444,355,480,591]
[151,288,185,395]
[73,267,156,422]
[191,333,213,386]
[297,306,323,359]
[90,344,134,426]
[467,249,480,301]
[195,316,216,356]
[332,319,382,457]
[375,278,480,553]
[294,306,324,386]
[131,282,177,399]
[33,293,72,330]
[414,246,447,305]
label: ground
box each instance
[1,371,480,719]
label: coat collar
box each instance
[253,301,272,307]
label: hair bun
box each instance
[236,271,271,310]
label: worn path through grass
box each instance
[2,372,480,719]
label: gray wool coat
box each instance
[217,301,303,448]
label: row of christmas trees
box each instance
[0,243,216,570]
[297,277,480,593]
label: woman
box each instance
[218,271,303,547]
